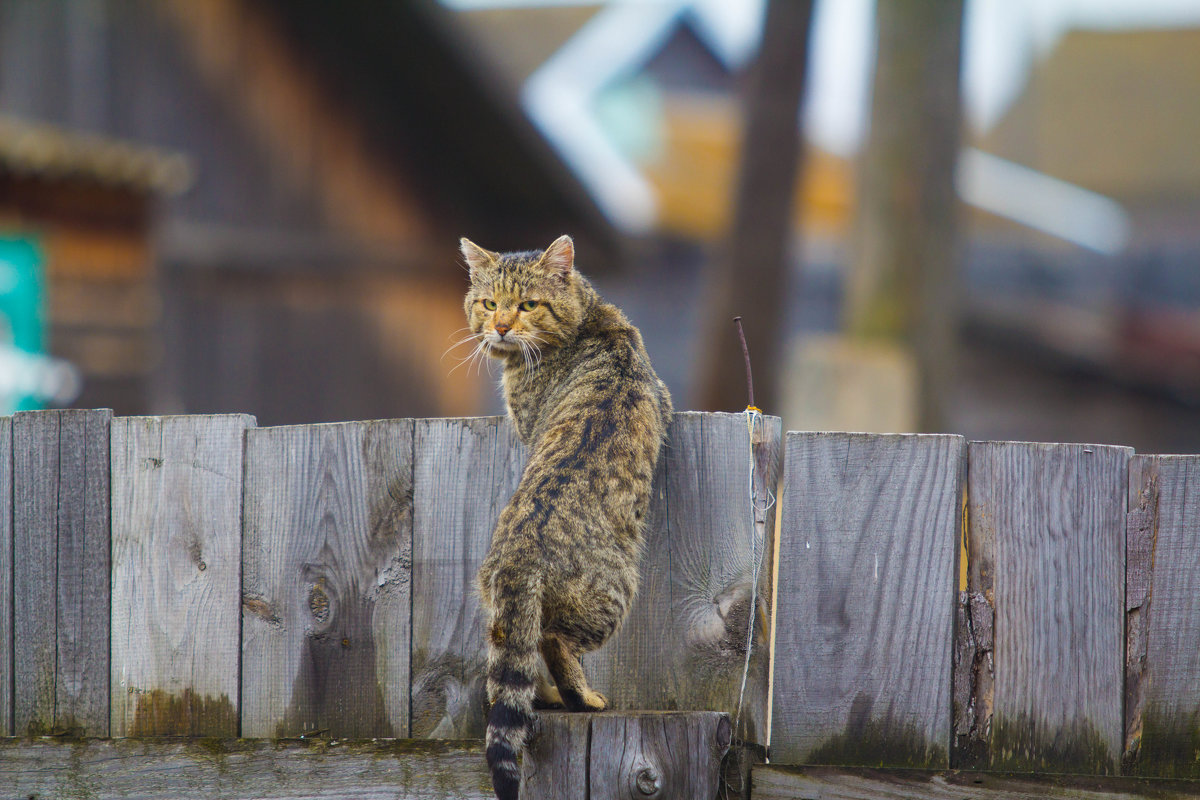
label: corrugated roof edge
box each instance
[0,115,194,196]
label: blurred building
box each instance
[0,0,616,423]
[0,116,188,413]
[966,27,1200,422]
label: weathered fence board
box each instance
[752,764,1200,799]
[0,737,491,800]
[772,432,963,767]
[13,408,112,736]
[0,416,10,736]
[111,414,255,736]
[587,412,781,745]
[523,711,732,800]
[963,441,1130,774]
[410,416,526,738]
[241,420,414,738]
[1126,455,1200,778]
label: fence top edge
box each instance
[967,439,1135,455]
[112,413,257,425]
[786,430,965,443]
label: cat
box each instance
[461,234,672,800]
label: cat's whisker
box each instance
[446,339,489,376]
[442,333,484,361]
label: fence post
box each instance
[13,408,112,737]
[110,414,255,736]
[241,420,414,738]
[961,441,1129,773]
[522,711,732,800]
[771,431,964,767]
[1125,454,1200,778]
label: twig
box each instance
[733,316,756,410]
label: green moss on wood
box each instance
[990,713,1115,774]
[129,689,237,737]
[805,710,947,769]
[1125,708,1200,779]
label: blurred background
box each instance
[1,0,1199,451]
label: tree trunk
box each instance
[845,0,966,431]
[695,0,815,413]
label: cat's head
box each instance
[461,234,584,361]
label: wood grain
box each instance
[586,412,782,746]
[0,737,492,800]
[13,409,112,736]
[772,432,963,767]
[0,416,11,736]
[966,441,1130,774]
[410,416,526,738]
[523,711,732,800]
[1125,455,1200,778]
[241,420,413,738]
[752,764,1200,800]
[110,414,255,736]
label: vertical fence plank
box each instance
[585,411,782,746]
[410,416,525,738]
[772,432,963,767]
[0,417,10,736]
[241,420,413,738]
[110,414,255,736]
[1125,455,1200,777]
[965,441,1129,774]
[13,409,112,736]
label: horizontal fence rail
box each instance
[0,409,1198,789]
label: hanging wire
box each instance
[731,319,776,739]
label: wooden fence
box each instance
[1,409,1199,798]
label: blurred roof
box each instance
[980,27,1200,204]
[0,115,193,195]
[454,6,603,88]
[256,0,619,261]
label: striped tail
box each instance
[485,571,544,800]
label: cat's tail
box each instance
[484,568,544,800]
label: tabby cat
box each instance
[461,235,672,800]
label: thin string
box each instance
[733,405,776,737]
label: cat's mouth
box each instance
[485,336,518,353]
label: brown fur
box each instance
[460,235,671,800]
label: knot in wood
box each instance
[308,584,330,623]
[634,765,661,797]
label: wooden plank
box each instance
[410,416,525,739]
[110,414,255,736]
[772,432,963,767]
[522,711,732,800]
[241,420,413,738]
[586,411,782,746]
[13,408,112,736]
[1125,455,1200,778]
[0,416,10,736]
[521,711,591,800]
[0,737,491,800]
[965,441,1129,774]
[752,764,1200,799]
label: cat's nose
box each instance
[494,322,511,337]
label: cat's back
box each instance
[526,296,672,447]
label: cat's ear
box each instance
[541,235,575,280]
[460,237,497,278]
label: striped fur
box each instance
[461,235,672,799]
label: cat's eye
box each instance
[482,299,497,310]
[519,300,538,312]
